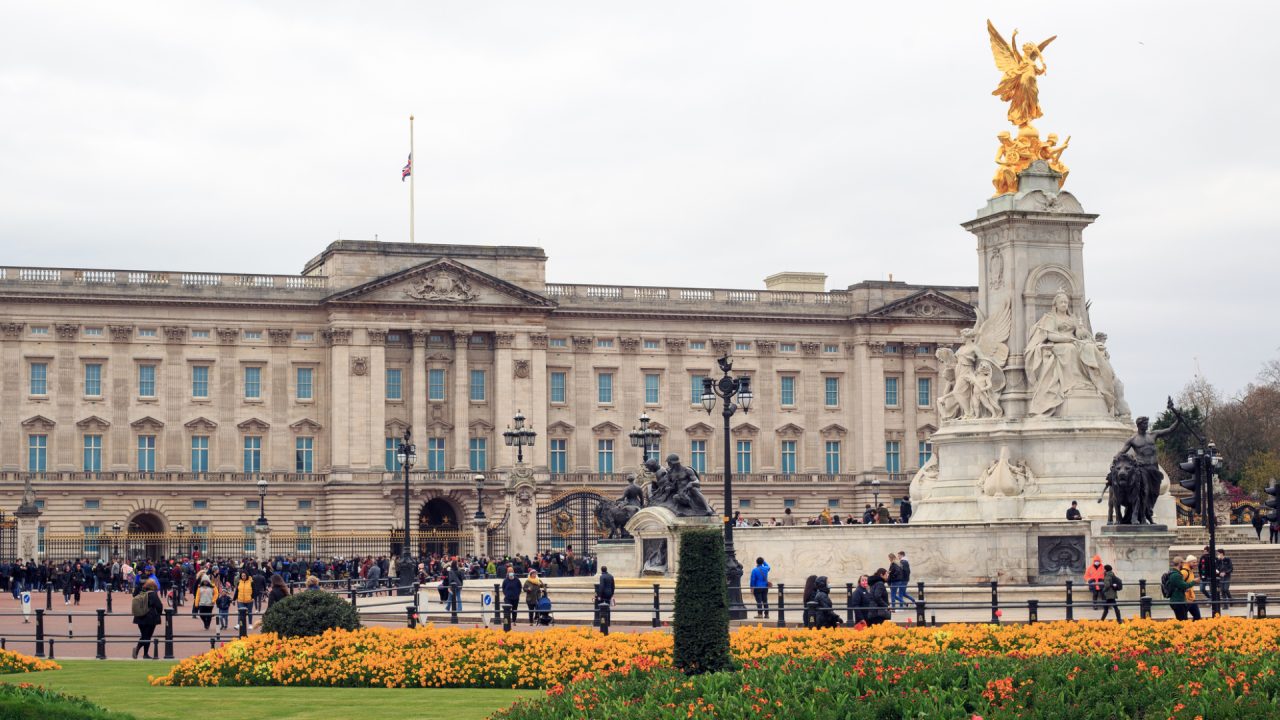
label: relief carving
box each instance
[216,327,239,344]
[365,328,388,345]
[351,356,369,376]
[163,326,187,343]
[800,341,822,356]
[323,328,353,346]
[529,333,549,349]
[663,337,686,353]
[494,332,515,348]
[55,323,79,340]
[755,339,777,355]
[405,270,478,303]
[619,337,640,352]
[710,339,732,354]
[571,336,593,352]
[513,359,530,379]
[108,325,132,342]
[268,328,293,345]
[1,322,26,339]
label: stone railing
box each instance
[544,283,850,307]
[0,266,328,290]
[0,471,326,484]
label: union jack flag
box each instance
[402,153,412,181]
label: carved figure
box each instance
[987,20,1057,129]
[909,452,938,503]
[1099,454,1141,525]
[405,271,478,303]
[652,454,714,517]
[1038,133,1071,186]
[938,297,1011,421]
[596,475,646,539]
[18,475,38,511]
[972,363,1005,419]
[1093,332,1131,417]
[992,131,1029,195]
[1113,411,1180,524]
[1026,292,1113,416]
[642,539,668,575]
[980,445,1035,497]
[644,458,671,506]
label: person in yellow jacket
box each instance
[235,570,256,628]
[193,577,219,630]
[1176,555,1202,621]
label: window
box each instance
[917,377,932,407]
[30,326,49,336]
[191,525,209,553]
[191,436,209,472]
[596,338,614,348]
[84,363,102,396]
[780,440,797,474]
[739,499,752,509]
[828,498,841,509]
[191,329,211,340]
[779,342,797,353]
[469,438,487,471]
[689,341,706,350]
[138,364,157,397]
[192,365,209,398]
[245,500,260,510]
[644,339,660,349]
[296,367,314,400]
[597,372,613,404]
[297,499,313,510]
[690,440,707,473]
[386,333,401,343]
[244,330,262,341]
[885,344,900,354]
[85,327,103,337]
[550,371,567,404]
[469,334,487,347]
[469,369,486,402]
[916,345,932,355]
[736,440,753,473]
[644,373,660,404]
[385,368,402,400]
[824,377,839,407]
[780,376,796,406]
[549,337,568,348]
[296,526,312,552]
[919,440,933,467]
[428,368,446,401]
[783,498,796,509]
[824,344,839,354]
[244,366,261,399]
[83,526,101,555]
[30,362,48,395]
[83,434,103,472]
[137,328,157,338]
[735,342,751,352]
[691,375,706,404]
[192,499,208,510]
[28,435,47,471]
[243,436,262,473]
[885,441,901,474]
[84,499,100,510]
[295,331,314,342]
[385,437,401,472]
[427,437,446,471]
[597,439,614,473]
[295,437,314,473]
[137,435,156,472]
[885,377,899,407]
[38,526,45,554]
[550,439,567,474]
[243,526,256,553]
[825,441,841,475]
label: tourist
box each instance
[899,496,912,524]
[1168,557,1200,621]
[522,569,543,625]
[811,576,842,628]
[535,588,554,625]
[782,508,796,526]
[1216,548,1233,607]
[1197,546,1212,599]
[216,582,232,630]
[1084,554,1106,610]
[1272,518,1280,544]
[1252,511,1266,541]
[235,570,255,627]
[866,569,891,626]
[501,569,522,626]
[364,560,382,591]
[267,574,291,608]
[1066,501,1083,521]
[446,561,464,612]
[894,551,916,610]
[862,504,875,525]
[131,578,163,659]
[876,503,891,525]
[193,577,217,630]
[801,575,818,627]
[887,554,904,609]
[749,557,771,618]
[851,574,871,626]
[304,575,322,591]
[1099,564,1123,623]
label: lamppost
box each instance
[473,474,487,520]
[701,355,752,620]
[255,477,268,527]
[871,478,881,513]
[629,412,662,467]
[396,428,417,562]
[175,521,186,560]
[502,410,537,464]
[111,521,121,558]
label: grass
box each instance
[0,660,537,720]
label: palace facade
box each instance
[0,241,975,556]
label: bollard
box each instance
[803,600,818,629]
[406,605,418,629]
[46,584,52,611]
[845,583,854,625]
[492,583,502,627]
[1065,580,1074,621]
[35,609,45,657]
[96,609,106,659]
[1257,594,1268,619]
[598,601,611,636]
[238,607,249,638]
[1028,599,1039,624]
[990,580,999,624]
[502,603,512,632]
[349,588,357,607]
[917,581,925,604]
[106,588,113,614]
[1138,578,1147,598]
[1140,596,1152,619]
[776,583,786,627]
[449,588,459,624]
[1,639,5,650]
[67,612,73,638]
[931,614,936,627]
[652,583,661,628]
[916,600,926,626]
[163,609,175,659]
[49,637,55,660]
[153,638,159,658]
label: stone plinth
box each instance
[1094,525,1177,601]
[623,507,722,578]
[595,539,637,578]
[254,524,272,563]
[15,506,41,562]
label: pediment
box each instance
[423,419,454,436]
[185,416,218,431]
[237,418,270,432]
[774,423,805,438]
[592,421,622,436]
[546,421,575,437]
[820,423,848,438]
[76,415,111,430]
[684,422,715,438]
[21,414,57,430]
[385,417,409,435]
[865,290,976,322]
[647,421,669,435]
[731,422,760,438]
[325,258,556,310]
[130,416,165,431]
[290,418,323,433]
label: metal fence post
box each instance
[599,601,611,636]
[776,583,786,627]
[106,588,113,614]
[917,581,925,605]
[48,637,55,660]
[916,599,925,626]
[406,605,418,629]
[35,609,45,657]
[349,588,357,607]
[652,583,661,628]
[990,580,999,624]
[1065,580,1074,621]
[845,582,854,625]
[1257,594,1268,618]
[45,584,52,611]
[163,609,175,660]
[238,607,248,638]
[1140,596,1152,619]
[1138,578,1147,598]
[502,603,512,632]
[1028,599,1038,624]
[96,609,106,659]
[449,587,459,624]
[492,583,502,626]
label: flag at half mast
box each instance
[402,153,412,181]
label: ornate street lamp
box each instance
[111,521,121,558]
[473,474,487,520]
[628,412,663,466]
[255,477,268,527]
[502,410,537,464]
[175,521,186,559]
[871,478,881,514]
[700,354,753,620]
[396,428,417,562]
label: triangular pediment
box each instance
[731,422,760,438]
[592,421,622,436]
[546,421,575,437]
[469,419,495,434]
[684,422,715,438]
[130,416,165,431]
[21,414,56,430]
[865,290,975,322]
[774,423,805,438]
[290,418,323,433]
[385,418,409,435]
[185,416,218,431]
[424,419,455,435]
[820,423,848,438]
[237,418,270,432]
[325,258,556,310]
[76,415,111,430]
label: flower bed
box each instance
[152,618,1280,690]
[0,682,132,720]
[0,648,60,675]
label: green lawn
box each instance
[0,660,537,720]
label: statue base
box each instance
[1095,525,1177,601]
[623,507,721,578]
[595,538,637,578]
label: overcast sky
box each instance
[2,1,1277,416]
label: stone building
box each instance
[0,240,974,558]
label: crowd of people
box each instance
[747,551,917,628]
[732,498,914,528]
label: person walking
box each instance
[749,557,771,618]
[1197,546,1212,599]
[501,569,522,626]
[895,551,917,609]
[866,569,892,626]
[851,574,871,626]
[267,574,291,609]
[446,561,464,613]
[1216,548,1234,607]
[1252,511,1266,541]
[131,579,163,659]
[215,582,232,630]
[235,570,255,628]
[1084,554,1106,610]
[1168,556,1200,621]
[193,577,217,630]
[887,554,905,611]
[522,569,543,625]
[1099,564,1123,623]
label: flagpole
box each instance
[409,114,415,244]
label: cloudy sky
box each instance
[2,1,1277,415]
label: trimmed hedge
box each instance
[261,589,361,638]
[0,683,136,720]
[672,528,731,675]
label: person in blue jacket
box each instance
[749,557,771,619]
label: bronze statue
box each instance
[1110,404,1180,524]
[652,454,715,517]
[596,474,646,538]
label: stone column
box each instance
[410,331,429,439]
[452,330,472,470]
[254,524,272,564]
[324,328,353,471]
[528,332,549,469]
[494,332,516,469]
[16,505,41,562]
[506,466,537,556]
[364,329,387,471]
[902,343,919,475]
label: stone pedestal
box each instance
[505,466,537,557]
[1094,525,1177,601]
[15,506,41,561]
[624,507,721,578]
[472,515,490,558]
[254,524,272,564]
[595,538,637,577]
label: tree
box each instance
[1154,404,1205,483]
[672,528,732,675]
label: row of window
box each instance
[26,326,319,343]
[541,438,932,475]
[382,437,489,472]
[554,372,933,409]
[25,434,320,474]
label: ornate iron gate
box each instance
[487,508,511,559]
[536,490,607,557]
[0,512,15,560]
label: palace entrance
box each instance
[126,512,167,564]
[417,499,469,558]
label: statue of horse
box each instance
[595,500,639,539]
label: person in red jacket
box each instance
[1084,554,1106,610]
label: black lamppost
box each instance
[502,410,537,464]
[701,355,752,620]
[473,474,487,520]
[871,478,881,511]
[396,428,417,562]
[111,521,121,558]
[175,521,186,560]
[255,477,268,527]
[629,412,662,466]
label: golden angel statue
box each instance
[987,20,1056,129]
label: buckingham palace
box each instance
[0,240,976,558]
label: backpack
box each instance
[196,586,214,607]
[1110,575,1123,592]
[131,592,150,617]
[1159,571,1174,599]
